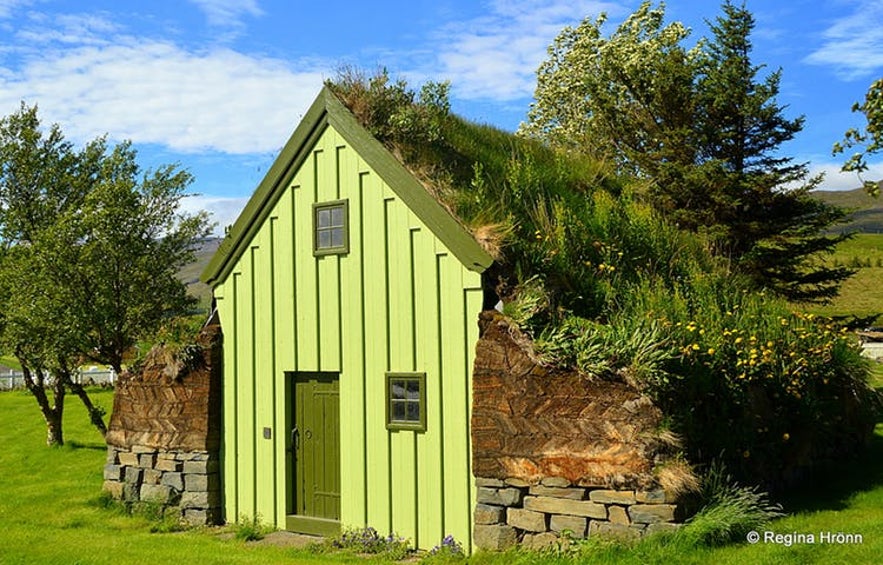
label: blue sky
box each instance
[1,0,881,233]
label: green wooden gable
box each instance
[202,86,493,552]
[202,86,493,287]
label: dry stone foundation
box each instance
[103,319,222,525]
[473,478,682,550]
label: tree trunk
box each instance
[20,361,65,446]
[64,375,107,436]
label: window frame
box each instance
[312,199,349,256]
[385,372,427,432]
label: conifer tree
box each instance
[523,1,852,301]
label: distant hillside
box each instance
[813,186,883,233]
[179,237,222,310]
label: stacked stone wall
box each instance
[103,319,222,525]
[103,447,221,525]
[473,477,681,550]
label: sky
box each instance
[0,0,881,233]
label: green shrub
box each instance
[232,513,271,541]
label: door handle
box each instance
[289,427,299,452]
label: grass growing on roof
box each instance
[327,69,879,486]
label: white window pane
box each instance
[317,229,331,248]
[317,208,331,228]
[331,227,343,248]
[330,206,344,227]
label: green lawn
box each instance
[807,233,883,325]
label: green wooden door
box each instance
[288,372,340,535]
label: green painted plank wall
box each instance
[213,124,483,551]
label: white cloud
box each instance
[0,0,35,19]
[0,39,327,154]
[430,0,626,101]
[805,0,883,79]
[180,194,249,235]
[187,0,262,28]
[809,160,883,191]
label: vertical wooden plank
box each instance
[315,132,341,372]
[254,226,276,523]
[234,260,256,520]
[413,225,444,548]
[388,199,418,544]
[463,282,484,553]
[294,152,319,371]
[339,158,367,527]
[273,191,294,527]
[217,286,239,524]
[362,172,391,532]
[438,254,470,548]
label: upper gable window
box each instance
[313,200,349,256]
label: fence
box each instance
[0,367,117,391]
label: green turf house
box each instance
[201,86,493,549]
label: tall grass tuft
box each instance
[676,461,783,547]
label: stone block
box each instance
[161,472,184,491]
[608,505,630,525]
[475,478,505,488]
[118,451,139,467]
[143,469,162,485]
[507,508,547,532]
[504,477,530,488]
[183,508,214,526]
[155,458,182,472]
[140,484,175,505]
[123,466,143,484]
[474,503,506,525]
[628,504,677,524]
[180,491,212,508]
[138,453,156,468]
[523,496,607,519]
[550,514,587,538]
[590,521,641,541]
[103,480,124,499]
[183,459,219,475]
[473,524,518,551]
[185,473,219,492]
[635,489,667,503]
[123,482,140,501]
[103,464,122,482]
[476,487,524,507]
[541,476,571,488]
[522,532,558,551]
[106,448,119,465]
[133,445,157,454]
[589,489,636,505]
[529,485,586,500]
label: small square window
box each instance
[313,200,349,256]
[386,373,426,431]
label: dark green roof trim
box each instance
[201,87,492,287]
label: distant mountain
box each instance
[179,237,223,309]
[812,187,883,234]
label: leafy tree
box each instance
[0,104,211,445]
[834,77,883,197]
[522,1,851,302]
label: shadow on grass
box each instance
[776,423,883,515]
[66,440,107,451]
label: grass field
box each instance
[807,233,883,325]
[2,377,883,564]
